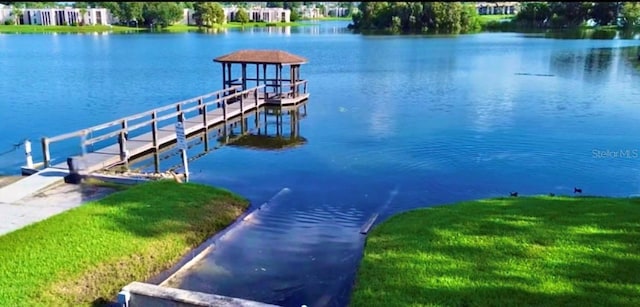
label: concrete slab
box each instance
[0,182,116,236]
[0,168,69,204]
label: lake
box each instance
[1,21,640,306]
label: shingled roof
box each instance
[213,50,307,65]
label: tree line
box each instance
[349,2,482,34]
[348,2,640,34]
[0,2,300,28]
[512,2,640,29]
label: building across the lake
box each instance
[476,2,520,15]
[177,6,291,26]
[0,4,110,26]
[223,6,291,23]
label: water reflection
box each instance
[544,28,640,40]
[126,103,308,174]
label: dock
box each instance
[0,49,310,204]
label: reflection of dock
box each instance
[0,50,310,203]
[131,102,308,173]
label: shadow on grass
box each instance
[92,180,248,244]
[351,196,640,307]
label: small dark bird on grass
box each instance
[574,187,582,194]
[510,192,518,197]
[549,193,555,197]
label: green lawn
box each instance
[0,24,143,33]
[0,180,249,306]
[478,14,515,23]
[351,196,640,307]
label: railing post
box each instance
[223,98,227,121]
[202,103,208,128]
[24,140,33,168]
[216,93,221,108]
[121,119,128,140]
[304,81,307,94]
[41,137,50,168]
[240,91,245,113]
[118,131,128,163]
[176,103,182,122]
[197,98,203,115]
[151,111,159,149]
[254,88,259,108]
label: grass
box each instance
[351,196,640,307]
[301,16,353,21]
[478,14,515,23]
[0,24,143,33]
[0,180,249,306]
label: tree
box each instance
[235,7,249,24]
[290,9,300,22]
[142,2,183,28]
[590,2,619,26]
[622,2,640,28]
[195,2,225,27]
[11,7,22,25]
[120,2,144,26]
[79,7,87,26]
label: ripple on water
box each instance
[172,192,368,305]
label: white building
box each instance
[298,5,323,19]
[223,6,290,24]
[0,5,111,26]
[0,4,12,24]
[476,2,520,15]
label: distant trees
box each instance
[350,2,481,34]
[142,2,183,28]
[622,2,640,28]
[11,6,22,25]
[512,1,640,29]
[235,8,249,24]
[194,2,225,27]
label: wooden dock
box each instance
[0,49,311,204]
[25,83,308,175]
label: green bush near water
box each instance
[0,180,249,306]
[351,196,640,306]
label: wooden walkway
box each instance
[34,84,308,174]
[0,84,308,204]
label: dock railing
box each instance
[31,85,266,170]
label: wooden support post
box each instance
[24,140,33,168]
[202,103,208,127]
[221,63,226,90]
[121,120,128,140]
[118,130,128,165]
[240,91,244,113]
[263,64,267,97]
[254,88,259,108]
[176,104,182,122]
[278,64,283,96]
[151,111,159,149]
[222,98,227,121]
[256,64,260,90]
[41,137,50,168]
[226,63,232,90]
[241,63,247,91]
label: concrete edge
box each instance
[119,281,281,307]
[151,187,291,286]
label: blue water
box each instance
[1,22,640,306]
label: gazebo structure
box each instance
[213,49,309,106]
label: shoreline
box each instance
[350,195,640,306]
[0,180,250,306]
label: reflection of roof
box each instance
[213,50,307,65]
[225,134,307,150]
